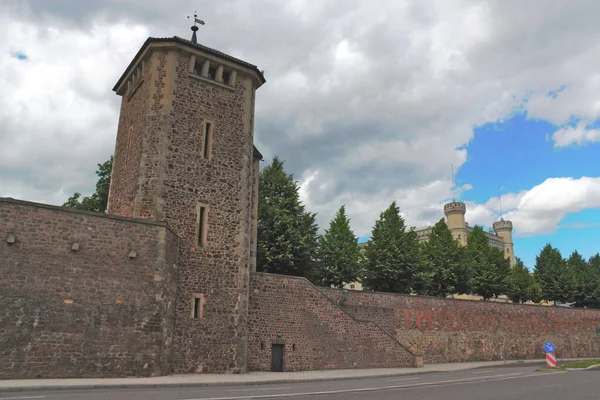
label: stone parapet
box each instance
[444,201,466,216]
[493,219,513,232]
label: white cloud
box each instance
[551,123,600,147]
[462,177,600,237]
[0,2,148,203]
[1,0,600,243]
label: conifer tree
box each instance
[590,253,600,270]
[314,205,361,288]
[570,251,600,308]
[589,253,600,308]
[416,218,463,297]
[257,157,319,278]
[466,225,510,300]
[534,244,575,305]
[362,201,419,293]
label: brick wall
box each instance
[248,273,420,371]
[321,288,600,363]
[0,198,179,379]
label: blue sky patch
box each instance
[459,112,600,269]
[10,51,28,60]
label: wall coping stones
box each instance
[321,285,600,313]
[0,197,179,238]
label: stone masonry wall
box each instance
[0,198,179,379]
[165,49,258,374]
[248,273,420,372]
[321,288,600,364]
[107,52,153,219]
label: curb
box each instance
[0,369,536,395]
[0,372,432,393]
[0,367,531,393]
[566,364,600,371]
[0,361,583,393]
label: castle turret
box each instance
[444,201,467,246]
[493,218,515,266]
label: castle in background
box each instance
[414,201,515,266]
[345,201,516,294]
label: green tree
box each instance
[507,257,539,304]
[589,253,600,308]
[63,156,113,213]
[415,218,464,297]
[257,157,319,279]
[534,244,575,305]
[314,205,361,288]
[466,226,510,300]
[362,201,420,293]
[570,251,600,308]
[590,253,600,270]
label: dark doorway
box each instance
[271,344,284,372]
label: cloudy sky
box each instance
[1,0,599,268]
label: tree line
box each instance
[255,157,600,307]
[65,156,600,307]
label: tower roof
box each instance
[493,218,513,231]
[444,201,466,216]
[113,36,266,93]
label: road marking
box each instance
[0,396,47,400]
[227,387,292,392]
[386,377,421,382]
[524,383,561,390]
[179,371,563,400]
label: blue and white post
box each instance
[544,342,557,368]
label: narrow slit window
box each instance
[197,206,207,247]
[126,125,134,165]
[193,298,200,318]
[203,122,212,159]
[191,294,204,319]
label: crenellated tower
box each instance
[493,218,515,266]
[444,201,467,246]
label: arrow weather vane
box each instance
[187,11,205,43]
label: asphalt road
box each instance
[1,365,598,400]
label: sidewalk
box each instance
[0,358,585,393]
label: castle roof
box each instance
[113,36,266,92]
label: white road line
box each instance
[524,383,561,390]
[227,387,292,392]
[386,377,421,382]
[0,396,47,400]
[179,371,563,400]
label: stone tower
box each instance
[493,218,515,266]
[107,34,265,373]
[444,201,467,246]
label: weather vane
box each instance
[187,11,205,44]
